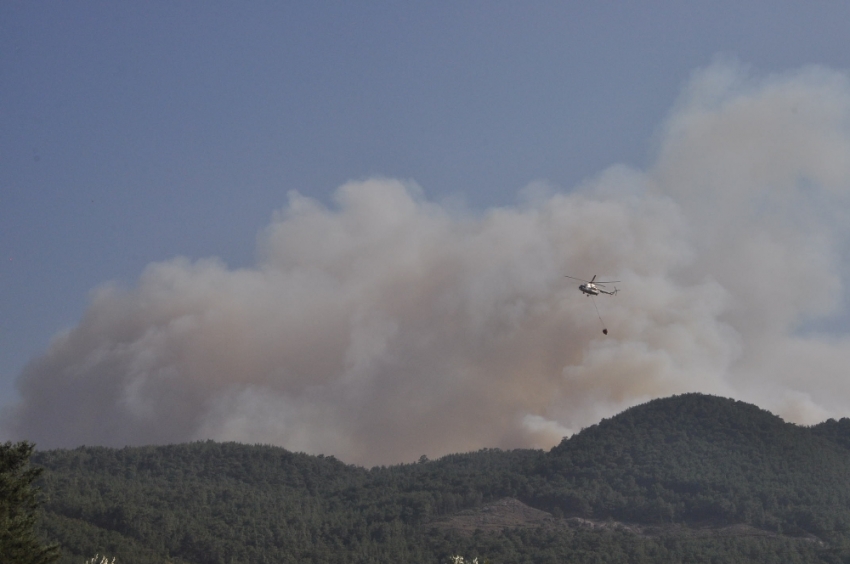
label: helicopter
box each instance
[564,275,619,297]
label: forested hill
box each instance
[32,394,850,563]
[538,394,850,531]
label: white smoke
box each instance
[4,60,850,464]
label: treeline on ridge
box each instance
[27,393,850,563]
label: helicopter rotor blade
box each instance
[565,275,620,285]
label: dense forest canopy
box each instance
[28,394,850,563]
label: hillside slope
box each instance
[32,394,850,563]
[533,394,850,536]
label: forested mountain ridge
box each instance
[31,394,850,563]
[536,394,850,529]
[812,416,850,450]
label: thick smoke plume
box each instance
[5,61,850,465]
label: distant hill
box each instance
[32,394,850,563]
[536,394,850,532]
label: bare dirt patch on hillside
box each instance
[428,498,824,546]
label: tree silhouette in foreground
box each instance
[0,441,59,564]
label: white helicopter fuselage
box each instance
[579,283,600,296]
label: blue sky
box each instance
[4,2,850,462]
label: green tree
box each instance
[0,441,59,564]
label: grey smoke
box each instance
[4,60,850,465]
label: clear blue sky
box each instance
[3,2,850,441]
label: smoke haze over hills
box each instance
[5,61,850,465]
